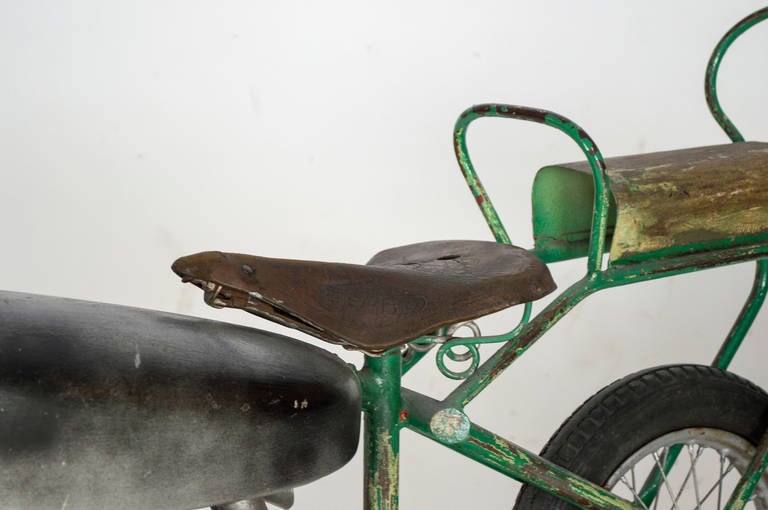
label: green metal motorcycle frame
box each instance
[357,7,768,509]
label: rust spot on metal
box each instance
[505,105,547,123]
[468,436,506,459]
[466,436,629,508]
[471,104,492,115]
[398,410,408,423]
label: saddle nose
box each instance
[171,251,228,280]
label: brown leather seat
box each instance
[172,240,555,354]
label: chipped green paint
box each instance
[704,5,768,377]
[538,143,768,264]
[633,11,768,506]
[706,6,768,144]
[724,428,768,509]
[447,239,768,407]
[453,119,512,245]
[355,10,768,509]
[605,143,768,262]
[366,432,399,510]
[360,245,768,509]
[715,259,768,369]
[401,389,641,509]
[612,232,768,265]
[453,104,610,274]
[360,352,402,510]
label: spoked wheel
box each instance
[606,428,768,509]
[514,365,768,509]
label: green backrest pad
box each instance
[532,142,768,265]
[531,166,616,263]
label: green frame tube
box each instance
[402,389,640,510]
[360,353,403,510]
[705,7,768,145]
[724,427,768,510]
[706,6,768,372]
[359,359,646,510]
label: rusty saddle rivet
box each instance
[429,407,470,445]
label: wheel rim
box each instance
[605,428,768,509]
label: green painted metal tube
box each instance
[448,240,768,407]
[714,259,768,369]
[705,5,768,372]
[360,352,403,510]
[401,347,430,375]
[402,389,642,510]
[633,12,768,508]
[453,104,610,274]
[705,6,768,144]
[724,426,768,509]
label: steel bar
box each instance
[360,352,403,510]
[402,389,642,510]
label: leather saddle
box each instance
[172,240,555,354]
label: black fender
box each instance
[0,291,361,509]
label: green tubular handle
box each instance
[705,6,768,143]
[453,104,609,274]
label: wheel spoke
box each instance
[698,462,736,507]
[631,466,637,496]
[620,474,650,510]
[691,444,703,508]
[717,451,726,509]
[653,449,680,509]
[671,444,703,507]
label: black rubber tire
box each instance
[513,364,768,509]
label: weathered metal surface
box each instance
[724,425,768,509]
[547,142,768,263]
[446,239,768,408]
[172,240,555,355]
[0,291,360,509]
[402,390,641,509]
[360,353,402,510]
[453,103,611,273]
[706,7,768,143]
[640,7,768,509]
[714,259,768,369]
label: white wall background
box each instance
[1,1,768,509]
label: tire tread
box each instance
[514,364,768,509]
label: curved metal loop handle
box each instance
[706,7,768,143]
[453,104,609,274]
